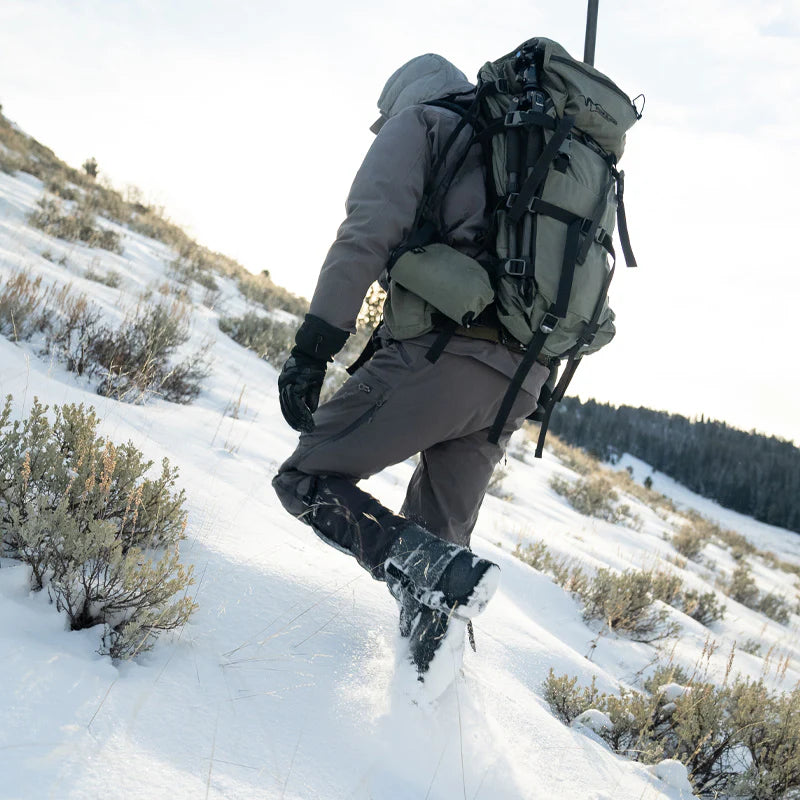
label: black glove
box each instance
[278,314,349,433]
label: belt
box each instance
[452,324,553,367]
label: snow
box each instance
[648,760,695,797]
[658,683,691,703]
[572,709,614,734]
[2,164,800,799]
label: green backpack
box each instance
[370,40,642,453]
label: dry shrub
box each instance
[218,312,295,368]
[1,270,210,404]
[45,174,80,201]
[727,563,761,607]
[43,287,103,375]
[85,266,121,288]
[756,592,791,625]
[29,196,123,254]
[513,540,551,572]
[89,300,211,403]
[610,467,677,517]
[546,434,596,475]
[543,668,800,799]
[713,524,757,560]
[527,541,727,632]
[672,522,708,560]
[681,589,727,626]
[741,638,762,656]
[236,271,307,318]
[550,472,642,529]
[0,271,51,339]
[0,149,24,175]
[513,543,682,639]
[579,567,676,642]
[723,563,791,624]
[168,242,219,291]
[0,396,195,658]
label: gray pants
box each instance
[274,339,548,571]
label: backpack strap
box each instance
[534,258,616,457]
[425,317,459,363]
[534,354,581,457]
[613,168,638,268]
[346,328,383,375]
[487,216,583,445]
[507,115,576,225]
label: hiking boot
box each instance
[384,522,500,620]
[386,565,422,638]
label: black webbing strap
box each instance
[507,115,576,225]
[504,110,557,130]
[346,329,382,375]
[416,86,488,228]
[487,327,549,445]
[614,169,637,268]
[425,319,458,363]
[487,217,584,445]
[534,259,616,457]
[386,219,439,271]
[478,111,557,142]
[576,175,615,265]
[554,219,582,316]
[534,356,581,457]
[528,198,581,226]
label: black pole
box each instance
[583,0,599,66]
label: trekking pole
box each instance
[583,0,599,66]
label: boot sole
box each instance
[453,562,500,620]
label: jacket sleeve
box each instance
[308,107,433,333]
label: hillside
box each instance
[549,397,800,534]
[2,113,800,800]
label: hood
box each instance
[371,53,475,133]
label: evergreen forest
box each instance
[548,398,800,534]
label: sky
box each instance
[1,0,799,445]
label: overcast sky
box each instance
[1,0,799,445]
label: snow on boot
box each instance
[397,605,467,701]
[386,566,422,638]
[383,522,500,620]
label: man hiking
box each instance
[273,41,639,693]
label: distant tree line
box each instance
[548,398,800,534]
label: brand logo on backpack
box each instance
[584,97,618,125]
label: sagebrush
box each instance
[0,270,211,404]
[514,540,725,632]
[550,472,642,529]
[29,196,123,254]
[0,396,195,658]
[543,667,800,799]
[219,312,295,369]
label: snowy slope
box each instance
[1,165,799,800]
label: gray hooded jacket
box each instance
[308,56,543,395]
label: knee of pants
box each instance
[272,468,317,520]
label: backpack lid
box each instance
[371,54,475,133]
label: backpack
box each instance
[362,41,642,455]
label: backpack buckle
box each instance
[580,218,606,244]
[540,313,559,334]
[503,258,531,277]
[504,111,524,127]
[505,193,519,209]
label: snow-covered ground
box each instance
[1,164,799,800]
